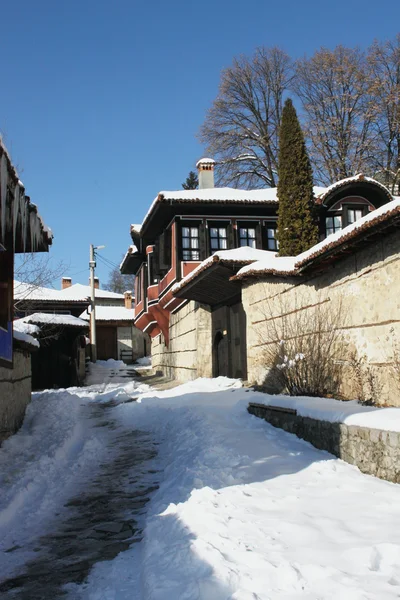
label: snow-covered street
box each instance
[1,362,400,599]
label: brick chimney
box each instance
[89,277,100,289]
[62,277,72,289]
[197,158,215,189]
[124,290,132,309]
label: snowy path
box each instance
[1,366,400,599]
[0,362,158,599]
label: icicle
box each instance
[0,153,8,245]
[21,191,28,252]
[13,183,19,251]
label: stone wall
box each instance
[242,229,400,406]
[0,350,32,443]
[248,402,400,483]
[152,301,212,381]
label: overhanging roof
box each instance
[173,262,243,306]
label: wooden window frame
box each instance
[325,215,342,237]
[238,224,257,248]
[180,223,200,261]
[208,223,228,253]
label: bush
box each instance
[260,293,347,397]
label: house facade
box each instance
[121,160,398,397]
[15,277,150,364]
[0,138,52,441]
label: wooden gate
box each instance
[96,326,117,360]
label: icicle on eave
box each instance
[13,183,20,251]
[29,210,42,251]
[21,192,28,252]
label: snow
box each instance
[134,356,151,367]
[14,280,125,302]
[196,157,216,167]
[316,173,392,202]
[294,195,400,268]
[141,185,327,233]
[60,283,124,300]
[236,195,400,279]
[235,253,297,277]
[120,244,139,269]
[14,280,88,302]
[252,393,400,432]
[160,187,280,202]
[12,329,40,348]
[13,318,41,348]
[20,312,89,328]
[1,370,400,599]
[80,306,135,322]
[13,319,40,336]
[172,247,272,294]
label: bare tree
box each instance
[367,35,400,194]
[14,253,69,312]
[199,47,292,188]
[293,46,374,185]
[104,261,135,294]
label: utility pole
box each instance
[89,243,97,362]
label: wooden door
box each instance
[96,326,117,360]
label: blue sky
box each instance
[2,0,399,287]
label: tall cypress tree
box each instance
[277,99,318,256]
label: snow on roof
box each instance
[235,196,400,280]
[140,186,327,233]
[20,313,88,328]
[80,306,135,322]
[130,224,142,233]
[171,247,271,294]
[119,245,139,269]
[294,195,400,268]
[13,329,40,349]
[14,281,89,302]
[315,174,392,203]
[20,313,89,328]
[59,283,124,300]
[159,187,280,202]
[233,255,298,279]
[13,319,40,336]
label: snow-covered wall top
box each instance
[235,195,400,280]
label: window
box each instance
[136,270,142,303]
[325,216,342,237]
[347,208,364,225]
[266,227,278,250]
[209,227,227,253]
[239,227,256,248]
[182,226,200,260]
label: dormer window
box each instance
[347,208,364,224]
[326,216,342,237]
[182,226,200,261]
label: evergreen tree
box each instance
[277,99,319,256]
[182,171,199,190]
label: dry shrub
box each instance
[348,352,383,406]
[259,292,347,397]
